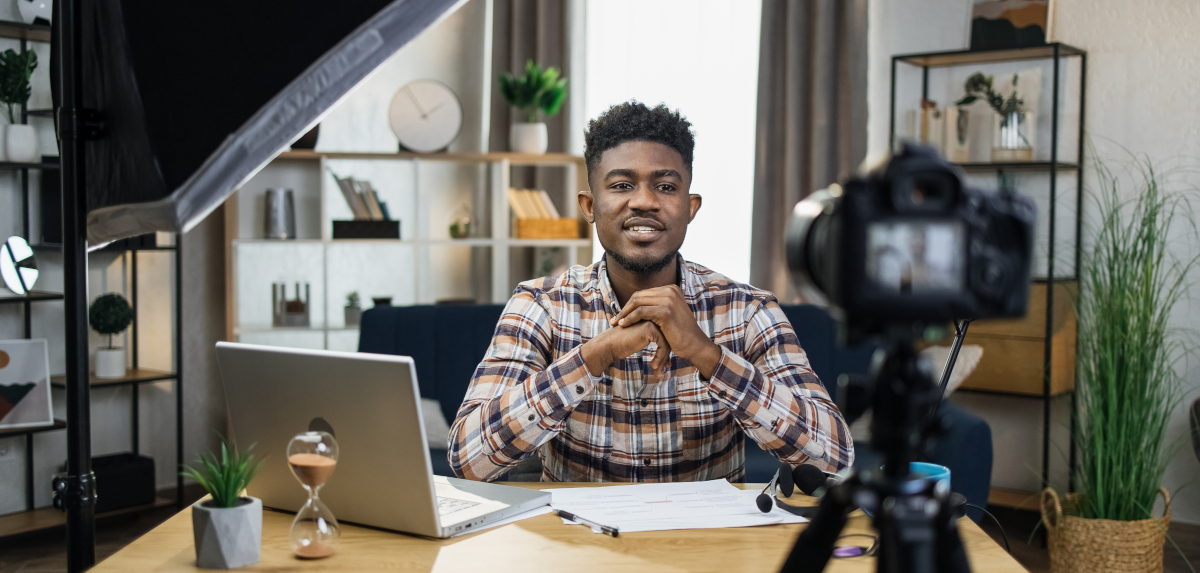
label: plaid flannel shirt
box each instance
[448,256,854,482]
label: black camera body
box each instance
[786,143,1036,340]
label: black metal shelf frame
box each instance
[0,15,184,541]
[889,42,1087,495]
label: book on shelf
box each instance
[355,180,385,221]
[329,170,370,220]
[508,188,561,220]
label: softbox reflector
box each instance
[55,0,464,244]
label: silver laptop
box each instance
[215,342,549,538]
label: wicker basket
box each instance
[514,218,580,239]
[1042,487,1171,573]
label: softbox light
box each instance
[56,0,465,244]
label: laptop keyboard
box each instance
[437,496,481,516]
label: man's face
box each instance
[579,140,701,274]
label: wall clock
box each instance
[388,79,462,153]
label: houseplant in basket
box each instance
[0,48,38,163]
[1043,156,1196,573]
[88,293,133,379]
[498,60,567,154]
[183,441,265,569]
[344,291,362,328]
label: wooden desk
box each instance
[94,483,1026,572]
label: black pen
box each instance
[554,509,620,537]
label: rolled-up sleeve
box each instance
[703,297,854,472]
[448,288,599,481]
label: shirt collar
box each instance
[595,253,697,315]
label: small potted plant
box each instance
[955,72,1030,162]
[498,60,567,154]
[344,291,362,328]
[88,293,133,379]
[0,48,38,163]
[183,441,265,570]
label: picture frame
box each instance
[0,339,54,429]
[968,0,1053,51]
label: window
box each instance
[584,0,763,282]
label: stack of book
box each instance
[330,170,400,239]
[508,188,578,239]
[331,171,392,221]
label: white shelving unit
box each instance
[224,150,591,350]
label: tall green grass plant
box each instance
[1075,155,1197,521]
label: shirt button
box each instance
[718,390,727,399]
[575,385,584,395]
[641,399,648,407]
[528,414,535,421]
[644,458,652,465]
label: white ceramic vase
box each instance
[192,497,262,569]
[7,124,37,163]
[94,347,126,378]
[510,122,548,154]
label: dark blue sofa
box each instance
[359,304,992,522]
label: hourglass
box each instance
[287,431,340,559]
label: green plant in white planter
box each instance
[498,60,567,154]
[0,48,38,163]
[183,442,265,570]
[88,293,133,379]
[344,291,362,328]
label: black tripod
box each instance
[779,336,972,573]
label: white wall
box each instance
[583,0,762,283]
[869,0,1200,524]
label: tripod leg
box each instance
[936,507,972,573]
[778,483,853,573]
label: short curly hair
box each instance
[584,101,694,183]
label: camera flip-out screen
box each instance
[865,221,964,294]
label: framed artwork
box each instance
[969,0,1052,51]
[0,339,53,429]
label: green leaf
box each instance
[181,440,263,508]
[954,95,977,106]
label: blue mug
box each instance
[910,462,951,491]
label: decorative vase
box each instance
[343,305,361,328]
[1042,487,1171,573]
[0,124,8,162]
[990,110,1033,162]
[94,347,126,379]
[6,124,37,163]
[15,0,52,24]
[448,201,472,239]
[192,497,262,569]
[371,297,392,308]
[510,122,548,154]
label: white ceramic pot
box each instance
[509,122,548,154]
[192,497,262,569]
[343,306,362,328]
[94,347,126,379]
[7,124,37,163]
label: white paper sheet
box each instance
[544,480,809,533]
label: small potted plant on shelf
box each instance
[344,291,362,328]
[184,441,265,570]
[955,72,1030,162]
[88,293,133,379]
[498,60,567,154]
[1043,155,1195,572]
[0,48,38,163]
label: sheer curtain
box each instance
[583,0,763,282]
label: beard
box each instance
[608,249,678,276]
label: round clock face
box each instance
[388,80,463,153]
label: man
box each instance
[449,101,853,482]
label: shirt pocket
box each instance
[558,381,614,478]
[675,375,734,462]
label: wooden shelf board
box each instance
[0,496,175,538]
[0,20,51,43]
[50,368,177,389]
[278,149,585,166]
[0,418,65,439]
[956,386,1073,399]
[895,42,1085,67]
[955,161,1079,173]
[988,487,1042,510]
[0,290,64,304]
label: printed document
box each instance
[543,479,808,533]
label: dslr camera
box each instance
[785,143,1037,341]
